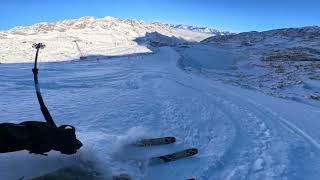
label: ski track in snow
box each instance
[0,47,320,180]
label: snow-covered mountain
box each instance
[0,16,223,63]
[5,16,224,36]
[181,26,320,105]
[6,16,224,36]
[202,26,320,46]
[167,24,230,34]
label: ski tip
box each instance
[165,136,176,143]
[186,148,198,155]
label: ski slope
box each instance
[0,47,320,180]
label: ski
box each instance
[112,174,131,180]
[134,136,176,147]
[149,148,198,165]
[28,148,197,179]
[28,165,132,180]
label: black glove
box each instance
[0,121,82,155]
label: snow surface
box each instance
[1,45,320,179]
[0,19,320,180]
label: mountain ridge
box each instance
[3,16,227,35]
[202,26,320,44]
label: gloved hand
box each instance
[0,121,82,155]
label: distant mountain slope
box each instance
[0,16,223,63]
[167,24,230,34]
[202,26,320,47]
[190,26,320,105]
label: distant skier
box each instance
[0,43,82,155]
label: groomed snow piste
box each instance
[1,44,320,180]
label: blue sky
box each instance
[1,0,319,32]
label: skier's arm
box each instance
[0,121,82,155]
